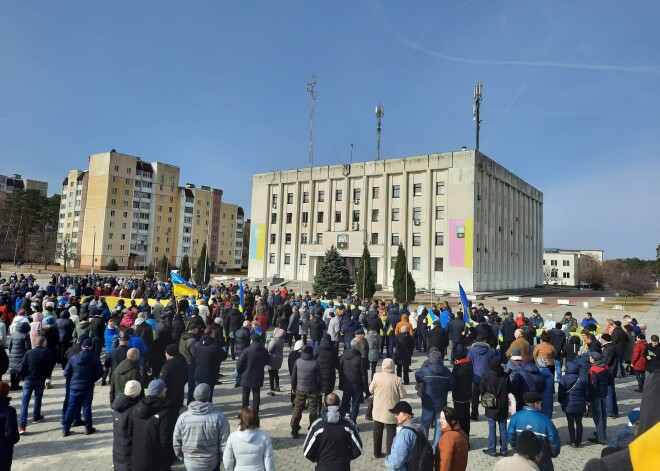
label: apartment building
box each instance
[248,149,543,292]
[216,203,245,271]
[0,173,48,204]
[57,170,89,267]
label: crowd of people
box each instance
[0,272,659,471]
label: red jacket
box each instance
[631,340,648,372]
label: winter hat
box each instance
[134,318,145,326]
[427,347,439,359]
[81,339,94,349]
[489,358,502,370]
[628,409,641,424]
[510,347,522,357]
[429,350,443,364]
[77,333,89,344]
[165,344,178,357]
[147,379,167,396]
[45,301,55,309]
[293,340,304,351]
[322,333,331,341]
[193,383,211,402]
[516,430,543,458]
[124,380,142,399]
[302,345,313,354]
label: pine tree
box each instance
[194,242,211,285]
[313,245,354,298]
[106,257,119,271]
[355,243,376,299]
[145,262,154,279]
[392,244,416,302]
[158,255,169,281]
[180,255,191,281]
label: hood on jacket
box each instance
[136,394,169,419]
[325,405,341,423]
[188,400,214,415]
[301,350,314,361]
[235,428,262,443]
[565,362,579,375]
[522,362,541,374]
[343,348,360,361]
[272,328,286,339]
[112,393,140,413]
[116,359,139,375]
[470,342,491,354]
[382,358,395,373]
[32,312,44,323]
[200,335,215,346]
[17,322,30,334]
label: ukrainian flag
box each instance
[426,309,438,325]
[171,272,198,297]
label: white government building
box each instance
[542,249,605,286]
[247,150,543,293]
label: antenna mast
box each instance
[473,83,483,152]
[306,75,317,167]
[375,104,384,161]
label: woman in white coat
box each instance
[223,407,275,471]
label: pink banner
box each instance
[449,219,465,267]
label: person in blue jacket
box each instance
[507,391,561,471]
[385,401,426,471]
[414,349,453,448]
[580,312,598,329]
[536,358,555,419]
[558,361,588,448]
[467,335,496,420]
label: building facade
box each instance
[0,174,48,204]
[248,150,543,292]
[216,203,245,271]
[543,249,605,286]
[58,170,89,267]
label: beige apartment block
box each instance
[151,162,181,266]
[57,170,89,267]
[216,202,245,271]
[248,150,543,292]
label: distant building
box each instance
[0,173,48,204]
[542,248,605,286]
[248,150,543,292]
[216,203,245,271]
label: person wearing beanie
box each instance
[111,380,142,471]
[173,383,230,471]
[494,430,543,471]
[451,349,473,444]
[160,343,189,411]
[480,357,509,457]
[62,335,103,436]
[236,332,271,417]
[507,392,560,471]
[290,345,322,438]
[588,350,611,444]
[128,379,176,471]
[414,348,452,448]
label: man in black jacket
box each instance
[600,334,619,418]
[309,314,327,353]
[427,320,449,358]
[227,303,244,359]
[446,315,466,364]
[194,328,226,398]
[236,334,271,416]
[548,322,566,382]
[111,380,142,471]
[451,349,473,444]
[18,336,55,433]
[303,392,362,471]
[160,344,188,411]
[501,312,518,357]
[338,340,364,423]
[291,345,322,438]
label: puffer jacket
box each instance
[29,311,43,349]
[56,317,76,345]
[538,366,554,418]
[451,359,473,403]
[366,330,380,362]
[369,358,406,424]
[631,340,647,372]
[338,348,363,388]
[415,359,453,412]
[385,419,426,471]
[314,339,338,394]
[558,362,588,414]
[234,327,251,358]
[128,395,176,471]
[466,342,496,383]
[393,332,414,366]
[111,393,140,471]
[510,361,545,402]
[194,336,224,386]
[436,424,469,471]
[8,322,31,374]
[266,329,285,371]
[292,350,321,393]
[236,342,271,389]
[223,428,275,471]
[309,315,326,341]
[173,401,230,471]
[394,314,413,336]
[303,405,362,469]
[63,349,103,390]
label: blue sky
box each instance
[1,1,658,260]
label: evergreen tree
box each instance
[145,262,154,279]
[106,257,119,271]
[194,242,211,285]
[355,243,376,299]
[313,245,354,298]
[392,244,416,302]
[158,255,169,281]
[180,255,191,281]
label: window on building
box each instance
[352,210,360,223]
[335,211,342,223]
[111,199,116,205]
[413,233,421,246]
[271,194,278,207]
[285,233,291,244]
[110,210,115,216]
[302,212,309,224]
[391,208,400,221]
[371,233,379,245]
[372,186,379,199]
[284,254,291,265]
[316,233,323,244]
[353,188,361,201]
[412,257,421,270]
[114,165,119,172]
[413,183,422,196]
[271,213,277,224]
[303,191,309,203]
[112,187,117,194]
[413,207,421,221]
[300,254,307,265]
[270,234,276,244]
[318,190,325,202]
[435,206,445,220]
[563,272,570,278]
[391,233,400,245]
[335,189,342,201]
[542,259,546,265]
[563,260,570,266]
[435,232,444,246]
[317,212,324,223]
[301,233,308,244]
[436,181,445,195]
[287,193,293,204]
[107,244,112,250]
[551,260,557,266]
[392,185,400,198]
[434,257,444,272]
[269,253,275,264]
[371,209,379,222]
[390,257,397,268]
[286,213,292,224]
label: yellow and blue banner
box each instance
[171,271,198,297]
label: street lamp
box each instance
[91,225,96,275]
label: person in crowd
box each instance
[223,406,275,471]
[427,320,449,360]
[643,334,660,378]
[467,335,496,421]
[128,379,176,471]
[369,358,406,458]
[0,381,20,471]
[366,326,381,380]
[493,430,543,471]
[8,322,31,391]
[547,322,566,382]
[173,383,230,471]
[17,335,55,434]
[195,328,226,399]
[110,348,141,404]
[62,338,103,436]
[160,343,189,412]
[500,311,517,359]
[303,392,363,470]
[480,358,509,457]
[631,333,647,392]
[415,349,452,448]
[536,359,554,419]
[393,326,414,384]
[384,401,426,471]
[56,311,76,365]
[562,312,578,333]
[435,406,469,471]
[450,349,473,445]
[506,329,531,359]
[290,345,322,438]
[510,357,545,413]
[600,333,620,418]
[507,392,560,471]
[111,380,142,471]
[581,312,598,329]
[587,351,610,445]
[236,334,271,417]
[446,314,466,364]
[309,312,326,353]
[179,324,201,405]
[338,338,365,423]
[557,361,588,448]
[266,321,286,396]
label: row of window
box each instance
[268,252,445,272]
[272,206,445,225]
[269,231,444,247]
[544,260,571,266]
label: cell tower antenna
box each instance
[306,75,317,167]
[473,83,483,152]
[375,104,384,161]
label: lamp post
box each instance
[91,225,96,275]
[375,104,384,161]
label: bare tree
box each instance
[576,254,608,290]
[606,260,653,303]
[543,266,560,285]
[56,236,76,272]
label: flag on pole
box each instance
[458,282,470,325]
[239,278,244,313]
[426,308,438,325]
[171,271,198,297]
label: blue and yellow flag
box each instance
[426,309,438,325]
[459,282,470,325]
[171,271,198,297]
[239,278,244,313]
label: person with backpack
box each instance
[480,358,510,457]
[385,401,433,471]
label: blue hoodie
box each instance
[558,362,588,414]
[467,342,496,383]
[104,326,119,354]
